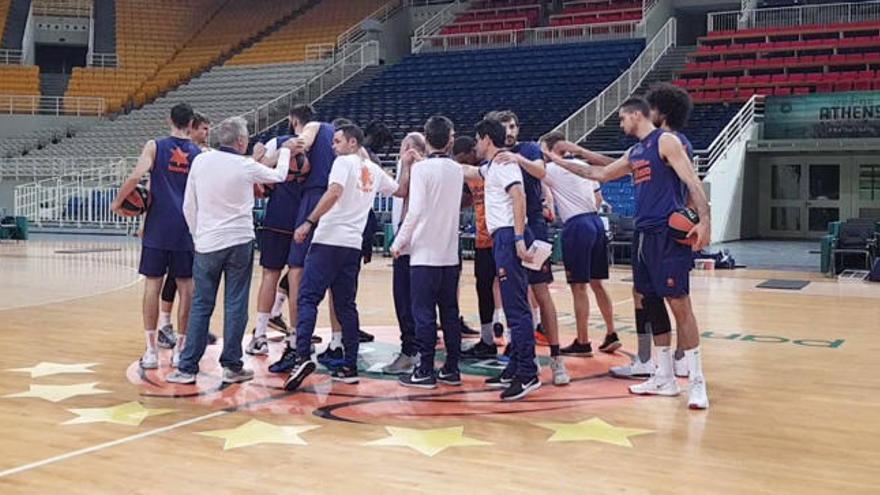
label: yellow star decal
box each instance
[535,418,652,447]
[7,362,98,378]
[63,402,175,426]
[2,382,111,403]
[197,419,320,450]
[365,426,491,457]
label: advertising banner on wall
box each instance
[764,91,880,139]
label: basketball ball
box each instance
[288,152,311,183]
[668,207,699,245]
[119,184,151,217]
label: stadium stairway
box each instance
[1,0,29,48]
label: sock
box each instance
[145,330,157,352]
[493,309,503,324]
[176,334,186,354]
[255,312,270,339]
[480,323,494,345]
[330,331,343,350]
[270,292,287,318]
[158,311,171,328]
[532,308,541,327]
[635,308,653,364]
[503,327,511,344]
[685,347,704,380]
[656,346,673,380]
[674,348,685,361]
[550,344,560,357]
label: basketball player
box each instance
[492,111,566,382]
[544,97,710,409]
[281,124,407,391]
[540,131,619,367]
[111,103,201,369]
[393,116,464,388]
[455,136,504,359]
[475,118,541,401]
[382,132,426,375]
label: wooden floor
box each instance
[1,238,879,494]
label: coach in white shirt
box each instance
[167,116,292,385]
[280,123,406,393]
[391,116,465,389]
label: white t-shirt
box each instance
[543,160,600,223]
[392,156,463,267]
[312,154,399,250]
[183,149,290,253]
[483,159,523,234]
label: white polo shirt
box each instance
[312,154,398,250]
[483,159,523,234]
[543,160,600,223]
[392,156,464,266]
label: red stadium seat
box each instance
[834,81,853,92]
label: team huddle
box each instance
[112,82,711,409]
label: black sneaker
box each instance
[438,367,462,386]
[598,333,622,353]
[485,369,515,388]
[358,329,375,343]
[493,322,504,338]
[207,332,218,345]
[500,376,542,401]
[460,317,479,337]
[399,368,437,389]
[268,315,289,334]
[560,339,593,357]
[535,323,545,335]
[157,325,176,349]
[331,366,359,384]
[283,358,316,391]
[269,345,299,374]
[461,340,498,360]
[317,345,344,369]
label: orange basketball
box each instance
[288,152,311,183]
[668,207,699,245]
[119,184,151,217]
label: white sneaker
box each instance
[171,349,181,369]
[550,357,570,386]
[629,375,680,396]
[688,377,709,410]
[610,358,655,379]
[140,349,158,370]
[223,367,255,384]
[674,355,689,378]
[246,335,269,356]
[165,370,196,384]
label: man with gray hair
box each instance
[166,117,295,385]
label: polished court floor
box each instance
[0,238,878,494]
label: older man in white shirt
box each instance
[166,117,292,385]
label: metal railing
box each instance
[696,94,765,176]
[210,41,380,146]
[337,0,404,48]
[419,20,644,53]
[642,0,660,19]
[32,0,92,17]
[305,43,335,61]
[0,156,133,182]
[87,52,118,68]
[0,95,105,116]
[552,17,676,144]
[708,0,880,33]
[0,49,23,65]
[411,0,468,52]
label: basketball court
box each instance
[1,237,878,493]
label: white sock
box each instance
[330,331,342,350]
[656,346,674,380]
[503,327,511,344]
[176,334,186,354]
[480,323,493,345]
[493,309,503,324]
[270,292,287,318]
[532,308,541,326]
[158,312,172,328]
[145,330,157,352]
[685,347,704,380]
[255,312,270,339]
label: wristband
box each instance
[305,219,316,227]
[514,234,525,242]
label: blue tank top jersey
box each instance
[262,135,302,231]
[512,141,544,221]
[629,129,691,231]
[303,122,336,192]
[143,136,202,251]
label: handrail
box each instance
[696,94,765,176]
[337,0,404,48]
[32,0,92,17]
[708,0,880,33]
[0,95,105,117]
[552,17,676,144]
[1,156,133,182]
[411,0,469,53]
[419,20,644,53]
[0,49,23,65]
[87,52,118,68]
[305,43,335,61]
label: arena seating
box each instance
[0,65,41,112]
[549,0,642,27]
[440,1,542,35]
[225,0,387,66]
[0,0,10,43]
[677,21,880,102]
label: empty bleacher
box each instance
[0,0,10,45]
[549,0,642,27]
[440,1,542,35]
[0,64,40,112]
[677,21,880,102]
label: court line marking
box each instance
[0,410,228,479]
